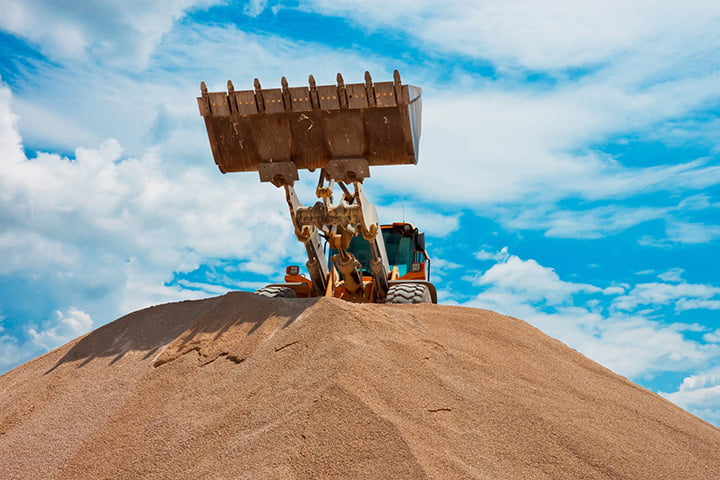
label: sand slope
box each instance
[1,292,718,479]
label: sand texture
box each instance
[1,292,719,479]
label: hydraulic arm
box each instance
[265,159,390,301]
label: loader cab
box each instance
[331,223,430,281]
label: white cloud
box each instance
[613,282,720,312]
[475,246,509,262]
[423,255,462,290]
[662,369,720,426]
[677,194,719,211]
[4,7,719,246]
[665,221,720,244]
[499,204,670,239]
[675,298,720,312]
[0,82,302,330]
[372,83,720,232]
[575,316,714,379]
[375,201,460,238]
[0,0,222,68]
[175,279,264,295]
[1,17,460,340]
[0,333,32,373]
[0,308,94,371]
[244,0,268,17]
[0,83,23,162]
[658,268,684,282]
[8,97,104,155]
[457,191,717,243]
[297,1,720,73]
[9,21,391,157]
[470,253,601,305]
[463,250,718,380]
[277,1,720,244]
[602,286,626,296]
[704,330,720,343]
[471,293,715,380]
[429,256,462,271]
[28,308,94,351]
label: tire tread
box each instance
[384,283,431,304]
[255,286,298,298]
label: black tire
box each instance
[384,283,431,304]
[255,286,298,298]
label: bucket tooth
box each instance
[254,78,265,113]
[364,71,376,107]
[393,70,404,104]
[281,76,292,111]
[197,81,211,116]
[393,69,401,85]
[308,74,320,109]
[364,71,373,87]
[337,73,348,109]
[226,80,237,113]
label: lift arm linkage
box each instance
[268,160,390,301]
[283,184,328,296]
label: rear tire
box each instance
[384,283,431,304]
[255,286,298,298]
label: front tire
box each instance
[384,283,431,304]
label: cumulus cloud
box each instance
[613,282,720,312]
[5,5,719,245]
[9,20,391,157]
[468,253,602,305]
[0,307,96,371]
[276,1,720,244]
[370,82,720,243]
[297,0,720,73]
[0,81,303,335]
[0,22,426,373]
[0,0,222,68]
[464,249,719,379]
[662,369,720,426]
[28,308,93,351]
[0,333,30,373]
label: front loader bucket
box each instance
[197,71,422,176]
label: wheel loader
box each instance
[197,70,436,304]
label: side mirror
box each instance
[414,231,425,252]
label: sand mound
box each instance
[1,292,719,479]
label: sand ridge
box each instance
[1,291,719,479]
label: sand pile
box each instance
[1,292,719,479]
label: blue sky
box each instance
[1,1,719,425]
